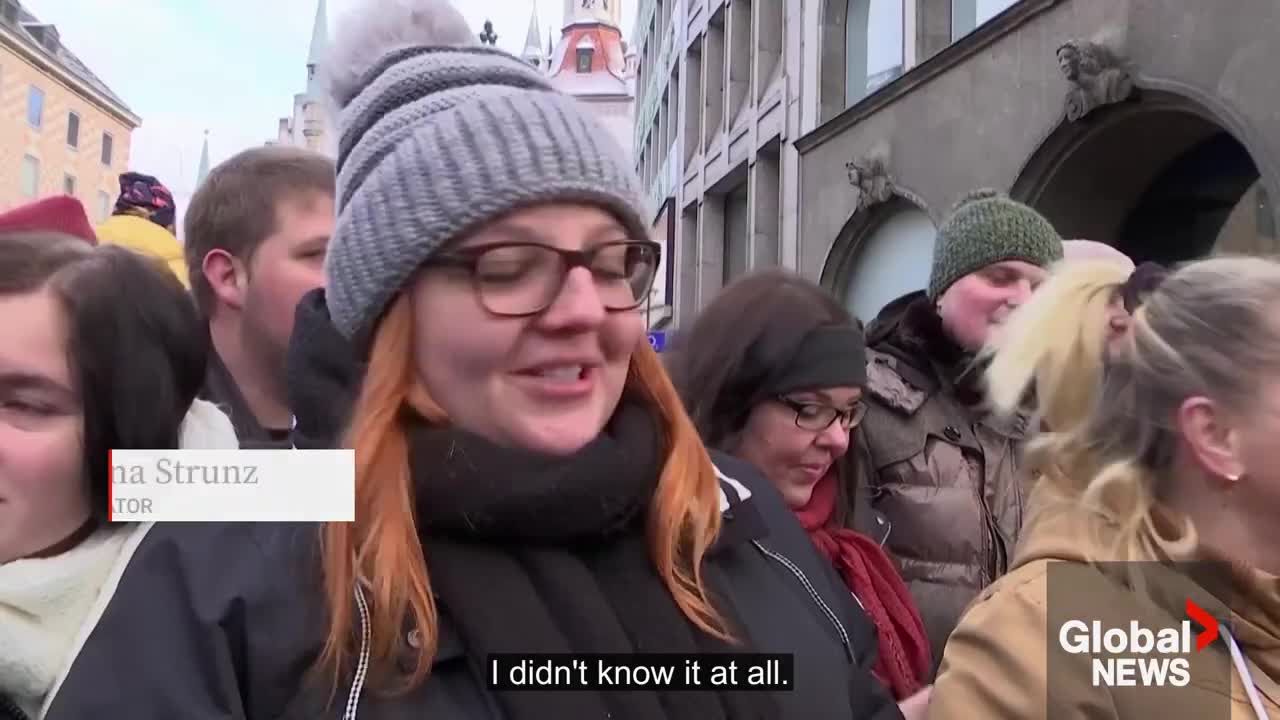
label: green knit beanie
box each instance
[927,189,1064,299]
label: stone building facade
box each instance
[632,0,800,329]
[799,0,1278,322]
[270,0,336,157]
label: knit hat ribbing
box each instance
[323,0,648,348]
[927,189,1063,299]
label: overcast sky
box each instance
[24,0,637,217]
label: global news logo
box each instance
[1057,599,1220,687]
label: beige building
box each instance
[0,0,139,218]
[270,0,336,157]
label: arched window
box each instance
[951,0,1017,40]
[845,0,904,107]
[842,207,937,322]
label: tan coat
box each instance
[928,482,1280,719]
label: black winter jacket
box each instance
[42,454,899,719]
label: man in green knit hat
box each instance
[853,188,1063,674]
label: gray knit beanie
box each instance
[322,0,648,348]
[927,189,1063,300]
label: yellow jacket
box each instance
[929,480,1280,719]
[95,213,189,289]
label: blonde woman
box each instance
[927,256,1280,718]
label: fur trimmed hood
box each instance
[865,291,980,401]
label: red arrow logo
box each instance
[1186,598,1219,651]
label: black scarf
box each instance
[409,396,778,720]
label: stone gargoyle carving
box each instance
[845,157,894,213]
[1057,39,1135,122]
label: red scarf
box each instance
[792,472,931,700]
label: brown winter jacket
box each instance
[857,291,1031,671]
[929,480,1280,719]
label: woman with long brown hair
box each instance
[0,208,238,720]
[41,1,901,718]
[668,270,932,712]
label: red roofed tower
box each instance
[547,0,636,161]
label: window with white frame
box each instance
[27,85,44,128]
[67,111,80,148]
[101,132,114,166]
[20,155,40,197]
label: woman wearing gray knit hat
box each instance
[855,188,1063,673]
[33,2,898,718]
[49,1,894,719]
[311,1,905,718]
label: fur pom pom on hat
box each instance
[927,188,1063,299]
[324,0,477,110]
[321,0,648,350]
[948,187,1002,212]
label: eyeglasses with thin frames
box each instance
[430,240,662,318]
[775,396,868,431]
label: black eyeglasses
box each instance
[431,240,662,317]
[776,396,868,431]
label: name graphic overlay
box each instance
[488,653,793,691]
[108,449,355,522]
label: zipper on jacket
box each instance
[752,539,855,663]
[345,583,373,720]
[0,694,30,720]
[972,456,1005,582]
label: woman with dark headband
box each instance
[669,270,932,713]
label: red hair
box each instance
[317,296,729,693]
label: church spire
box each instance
[195,131,210,188]
[521,2,542,67]
[306,0,328,91]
